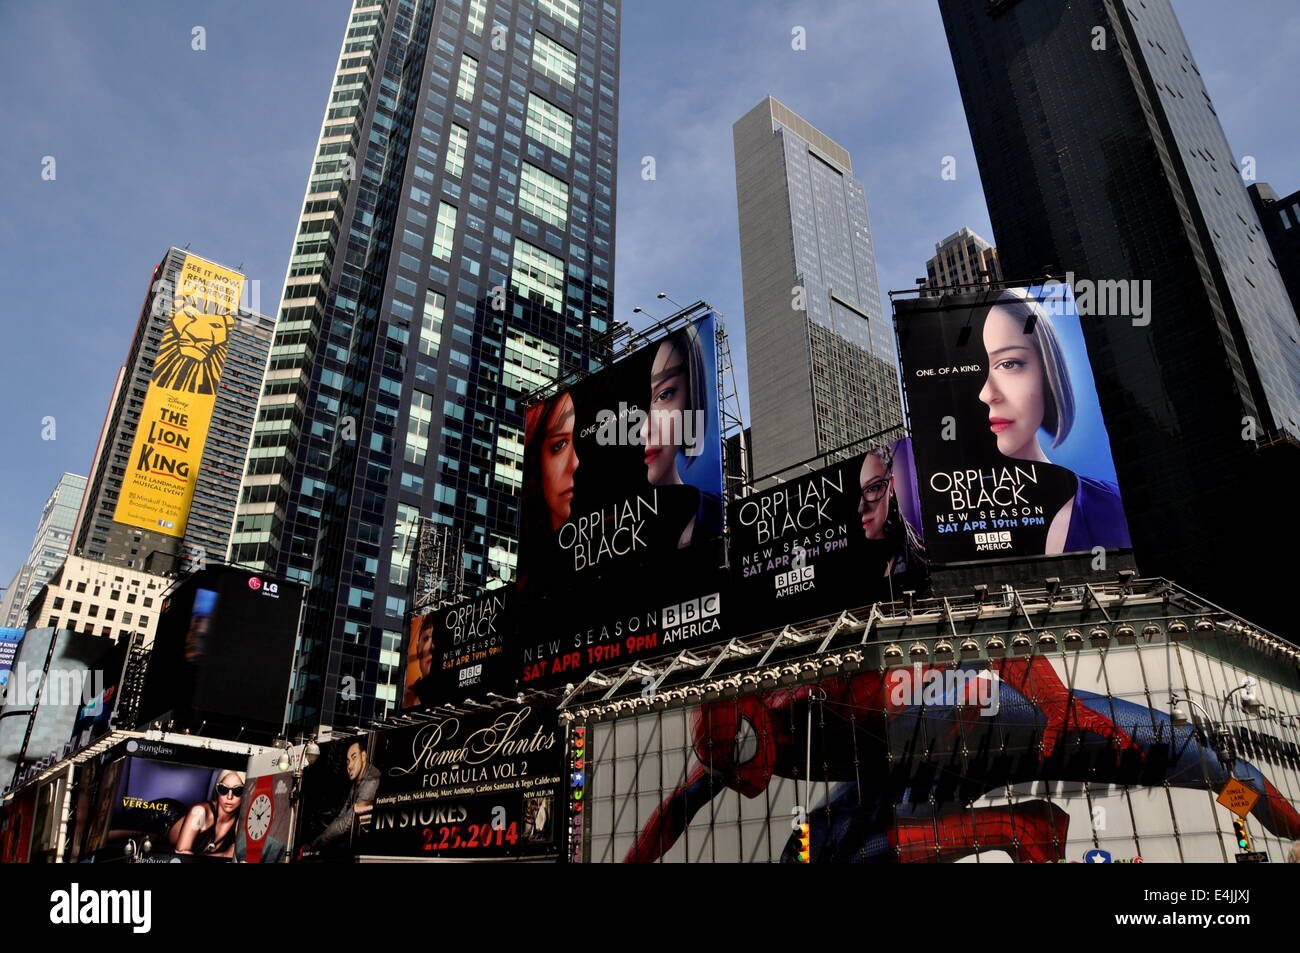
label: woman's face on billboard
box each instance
[417,618,435,676]
[979,306,1047,461]
[542,393,578,530]
[639,339,688,486]
[857,453,892,540]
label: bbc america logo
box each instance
[973,531,1012,545]
[458,663,483,686]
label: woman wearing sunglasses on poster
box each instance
[979,287,1130,555]
[169,769,245,859]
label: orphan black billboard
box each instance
[514,311,728,689]
[895,285,1131,563]
[404,590,514,709]
[517,311,723,595]
[727,439,926,635]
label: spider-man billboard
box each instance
[580,644,1300,863]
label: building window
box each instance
[519,162,569,228]
[510,238,565,312]
[526,93,573,157]
[467,0,485,35]
[446,123,469,178]
[539,0,580,30]
[405,391,434,466]
[434,202,458,261]
[456,54,478,102]
[533,33,577,88]
[420,290,445,358]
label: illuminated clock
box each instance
[246,794,273,841]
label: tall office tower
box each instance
[1249,183,1300,313]
[922,227,1002,296]
[228,0,620,730]
[938,0,1300,633]
[71,248,273,577]
[0,473,86,628]
[733,97,901,480]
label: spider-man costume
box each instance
[625,657,1300,862]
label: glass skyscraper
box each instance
[939,0,1300,635]
[229,0,619,730]
[733,97,901,479]
[0,473,86,629]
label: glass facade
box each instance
[938,0,1300,635]
[0,473,86,628]
[734,97,902,478]
[229,0,620,731]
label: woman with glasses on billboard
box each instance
[638,323,722,549]
[169,769,245,859]
[857,441,926,581]
[979,287,1130,554]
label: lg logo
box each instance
[247,577,279,595]
[248,577,261,590]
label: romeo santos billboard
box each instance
[894,285,1131,563]
[113,253,244,537]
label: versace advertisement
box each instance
[894,285,1131,563]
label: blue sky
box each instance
[1,0,1296,581]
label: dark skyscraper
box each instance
[229,0,619,729]
[938,0,1300,634]
[1249,182,1300,315]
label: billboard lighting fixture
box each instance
[1141,623,1162,642]
[842,651,863,672]
[1117,569,1136,591]
[972,584,988,606]
[759,669,779,689]
[1169,701,1190,726]
[702,682,722,702]
[985,635,1006,657]
[1115,624,1137,645]
[1037,631,1059,652]
[684,684,703,700]
[1063,629,1084,651]
[1194,618,1215,637]
[779,665,800,686]
[884,644,904,662]
[1090,626,1111,648]
[959,638,981,660]
[908,642,929,660]
[820,655,842,678]
[1168,620,1190,642]
[1011,633,1033,656]
[1044,577,1061,597]
[934,640,954,661]
[721,676,742,697]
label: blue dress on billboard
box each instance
[1062,476,1131,552]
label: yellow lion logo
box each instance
[154,305,235,394]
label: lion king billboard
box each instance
[112,253,244,537]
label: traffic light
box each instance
[1232,818,1251,851]
[794,823,811,863]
